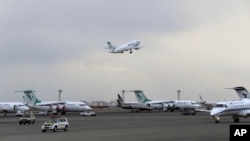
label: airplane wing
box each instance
[130,46,143,50]
[238,109,250,116]
[36,101,66,106]
[195,108,211,112]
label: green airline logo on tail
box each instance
[134,90,151,103]
[23,90,41,105]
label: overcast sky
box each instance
[1,0,250,102]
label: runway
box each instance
[0,109,248,141]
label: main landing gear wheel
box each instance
[233,118,240,123]
[213,116,220,124]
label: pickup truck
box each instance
[19,111,36,125]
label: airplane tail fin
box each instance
[232,87,250,99]
[106,42,116,51]
[22,90,42,106]
[199,95,206,103]
[117,94,124,107]
[133,90,151,103]
[199,95,203,101]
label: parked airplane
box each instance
[129,90,171,111]
[210,86,250,123]
[199,87,250,110]
[105,39,142,53]
[0,102,29,116]
[18,90,92,115]
[198,95,217,110]
[133,90,202,113]
[117,94,152,113]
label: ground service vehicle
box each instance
[80,111,96,116]
[19,111,35,125]
[41,117,69,132]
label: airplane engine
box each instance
[163,103,169,111]
[150,104,163,110]
[52,105,66,115]
[61,105,66,115]
[168,103,175,112]
[134,48,140,50]
[51,105,59,115]
[56,105,60,112]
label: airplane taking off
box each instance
[210,86,250,123]
[18,90,92,115]
[117,94,152,113]
[133,90,202,113]
[0,102,29,116]
[105,39,142,53]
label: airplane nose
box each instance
[85,106,92,110]
[19,106,30,111]
[210,109,217,116]
[196,104,202,109]
[137,41,140,45]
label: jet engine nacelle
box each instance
[167,103,176,111]
[162,103,169,111]
[59,105,66,115]
[51,105,58,114]
[51,105,66,115]
[237,111,247,117]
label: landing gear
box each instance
[212,116,220,123]
[129,49,133,53]
[233,117,240,123]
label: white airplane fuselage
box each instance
[110,39,141,53]
[119,102,152,110]
[30,101,92,114]
[174,100,202,110]
[0,102,29,114]
[144,100,171,110]
[63,101,92,112]
[210,99,250,117]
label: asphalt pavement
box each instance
[0,109,248,141]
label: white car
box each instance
[80,111,96,116]
[41,117,69,132]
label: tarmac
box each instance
[0,109,249,141]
